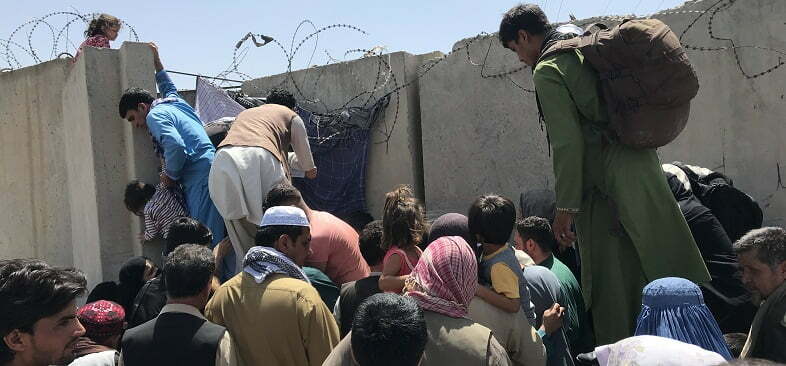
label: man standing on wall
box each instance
[498,4,709,344]
[118,43,226,249]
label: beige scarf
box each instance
[741,281,786,358]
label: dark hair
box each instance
[166,217,213,255]
[84,14,121,38]
[266,88,297,109]
[124,180,155,213]
[0,259,86,363]
[427,213,472,246]
[382,185,425,250]
[263,183,302,211]
[164,244,215,298]
[118,87,155,119]
[733,227,786,268]
[255,225,307,248]
[86,281,119,304]
[723,333,748,358]
[468,194,516,245]
[359,220,385,267]
[516,216,556,252]
[498,3,551,46]
[117,256,150,318]
[351,293,427,366]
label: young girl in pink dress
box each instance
[379,185,425,293]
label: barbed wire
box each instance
[678,0,785,79]
[3,11,139,70]
[6,2,784,147]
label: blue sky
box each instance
[2,1,686,87]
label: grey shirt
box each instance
[323,310,511,366]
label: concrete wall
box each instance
[242,51,443,218]
[0,42,159,288]
[656,0,786,226]
[418,0,786,224]
[419,36,551,216]
[2,0,784,289]
[1,60,74,267]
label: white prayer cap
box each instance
[260,206,310,227]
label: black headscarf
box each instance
[117,256,148,320]
[428,213,472,247]
[86,281,120,304]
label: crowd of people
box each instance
[2,4,786,366]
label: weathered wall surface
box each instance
[0,42,159,288]
[242,51,443,218]
[1,60,74,267]
[418,0,786,224]
[2,0,784,289]
[656,0,786,226]
[418,36,551,216]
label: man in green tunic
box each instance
[498,4,710,344]
[516,216,594,355]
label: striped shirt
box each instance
[143,183,188,241]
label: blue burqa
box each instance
[146,70,226,247]
[634,277,732,359]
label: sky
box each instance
[2,0,686,87]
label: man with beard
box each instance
[0,259,87,366]
[735,227,786,362]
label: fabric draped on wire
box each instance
[195,77,246,126]
[634,277,732,359]
[405,236,477,318]
[291,97,389,219]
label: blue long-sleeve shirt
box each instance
[146,70,215,183]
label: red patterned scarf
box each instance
[405,236,477,318]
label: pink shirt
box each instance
[383,246,422,276]
[306,211,370,284]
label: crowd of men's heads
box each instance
[4,187,786,365]
[0,243,218,365]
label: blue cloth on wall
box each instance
[292,96,388,216]
[634,277,732,360]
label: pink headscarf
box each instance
[405,236,477,318]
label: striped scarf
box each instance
[243,246,309,284]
